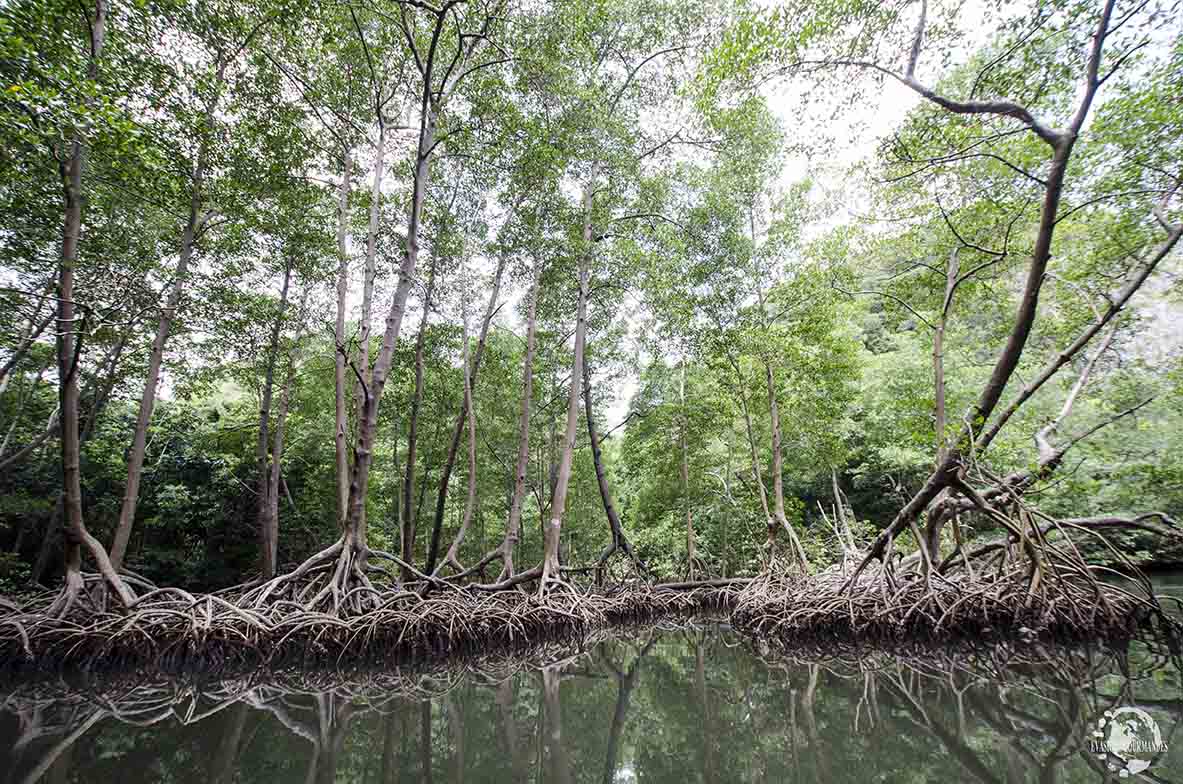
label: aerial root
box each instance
[235,538,452,617]
[593,534,651,586]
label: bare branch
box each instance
[832,282,936,330]
[979,222,1182,450]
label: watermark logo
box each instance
[1091,706,1168,777]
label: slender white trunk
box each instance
[256,264,294,578]
[342,105,438,542]
[53,0,133,610]
[350,122,387,537]
[109,61,225,569]
[438,262,478,573]
[500,265,540,578]
[333,153,352,526]
[541,181,594,589]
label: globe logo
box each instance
[1093,707,1167,777]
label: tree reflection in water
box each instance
[1,623,1180,783]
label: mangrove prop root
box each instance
[0,562,1175,676]
[0,583,740,675]
[4,502,1177,673]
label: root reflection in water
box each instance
[1,622,1181,783]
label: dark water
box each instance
[3,582,1182,783]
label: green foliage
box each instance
[2,0,1182,590]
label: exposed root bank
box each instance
[0,583,738,677]
[2,563,1178,679]
[731,562,1179,647]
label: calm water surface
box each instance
[3,576,1183,783]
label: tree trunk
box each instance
[108,62,224,570]
[732,359,775,556]
[0,294,53,396]
[342,104,437,546]
[208,704,250,784]
[801,666,830,784]
[264,295,305,578]
[400,257,437,580]
[436,264,478,574]
[600,643,651,784]
[859,14,1113,565]
[380,709,402,784]
[932,249,958,463]
[971,145,1073,431]
[0,407,57,474]
[763,356,807,569]
[357,121,386,401]
[498,265,540,580]
[424,252,508,573]
[52,0,133,612]
[540,182,593,591]
[31,493,65,587]
[741,207,780,561]
[978,220,1182,451]
[334,152,352,527]
[680,360,695,576]
[923,249,959,561]
[446,694,465,784]
[354,120,387,535]
[254,262,293,579]
[584,351,643,583]
[31,334,126,585]
[495,681,528,781]
[694,640,717,784]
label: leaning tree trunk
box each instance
[108,62,224,570]
[254,262,293,579]
[50,0,133,615]
[424,252,508,573]
[854,0,1118,573]
[584,350,645,584]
